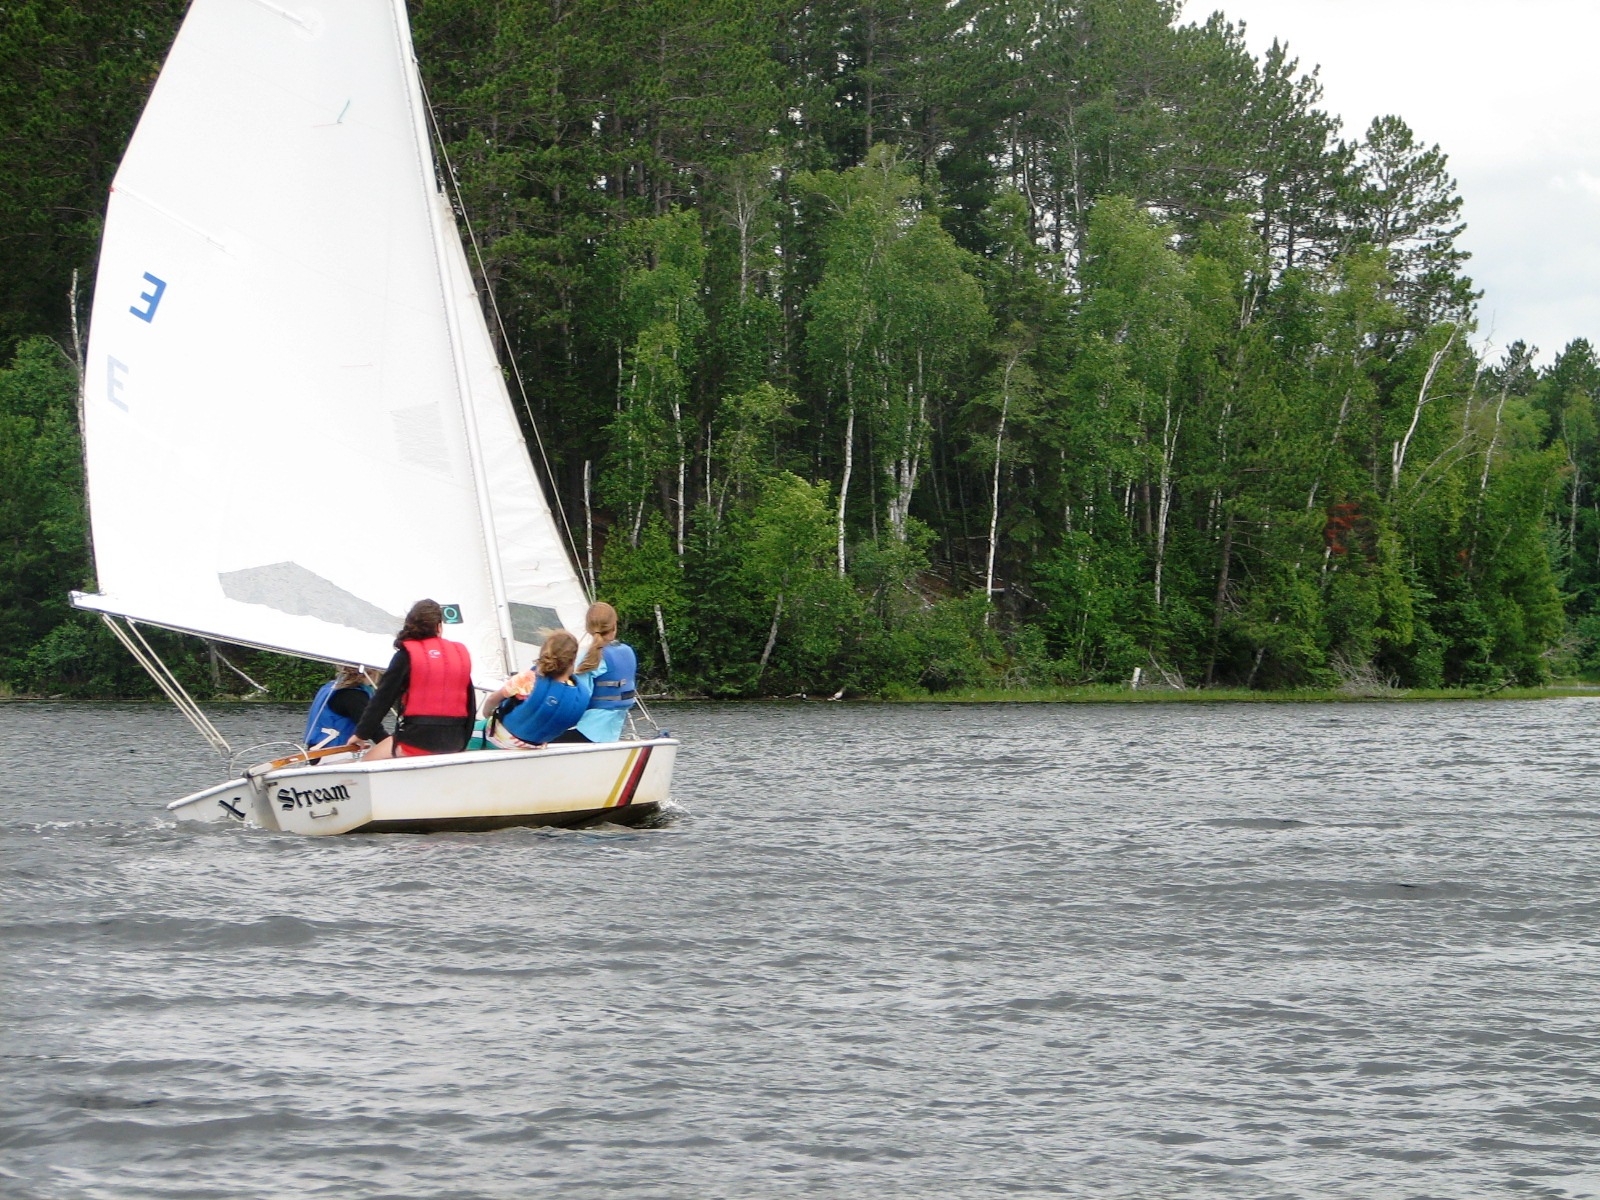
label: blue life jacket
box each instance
[588,642,638,711]
[303,680,369,748]
[501,674,590,744]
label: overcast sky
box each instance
[1178,0,1600,367]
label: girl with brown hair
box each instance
[350,599,474,760]
[481,630,589,748]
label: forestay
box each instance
[74,0,588,688]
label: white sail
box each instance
[75,0,588,687]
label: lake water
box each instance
[2,698,1599,1199]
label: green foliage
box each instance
[901,592,1001,693]
[0,1,187,356]
[2,2,1589,699]
[15,612,144,698]
[709,382,797,519]
[243,651,334,702]
[1034,533,1147,682]
[0,338,87,685]
[597,513,688,685]
[741,474,851,682]
[597,210,707,539]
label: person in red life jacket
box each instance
[348,599,474,760]
[480,630,590,748]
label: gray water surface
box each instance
[2,699,1599,1199]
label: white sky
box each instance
[1178,0,1600,366]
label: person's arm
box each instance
[354,650,408,742]
[481,668,535,717]
[480,683,507,718]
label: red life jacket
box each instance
[401,637,472,718]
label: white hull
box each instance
[168,738,678,836]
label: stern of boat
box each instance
[167,776,279,830]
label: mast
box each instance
[385,0,519,676]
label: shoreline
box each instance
[874,684,1600,704]
[5,685,1599,706]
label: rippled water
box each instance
[3,698,1600,1199]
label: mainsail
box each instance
[74,0,588,688]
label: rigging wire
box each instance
[229,742,304,778]
[205,640,268,694]
[102,615,232,758]
[418,77,592,600]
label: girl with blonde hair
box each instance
[554,601,637,745]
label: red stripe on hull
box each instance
[615,745,653,808]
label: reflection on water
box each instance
[3,698,1600,1199]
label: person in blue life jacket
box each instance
[480,630,591,748]
[303,664,382,749]
[552,602,637,744]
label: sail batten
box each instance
[78,0,589,690]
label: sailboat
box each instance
[71,0,678,835]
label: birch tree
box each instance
[1070,197,1191,610]
[598,211,706,551]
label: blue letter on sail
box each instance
[129,272,167,323]
[107,357,129,411]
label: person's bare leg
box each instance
[363,736,396,760]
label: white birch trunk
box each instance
[1479,379,1509,495]
[654,603,672,674]
[890,382,927,541]
[754,592,784,683]
[1153,397,1180,610]
[985,364,1014,604]
[1306,387,1354,512]
[837,374,855,577]
[673,393,685,558]
[583,458,595,594]
[1390,326,1457,494]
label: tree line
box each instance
[3,0,1598,700]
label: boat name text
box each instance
[277,783,350,810]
